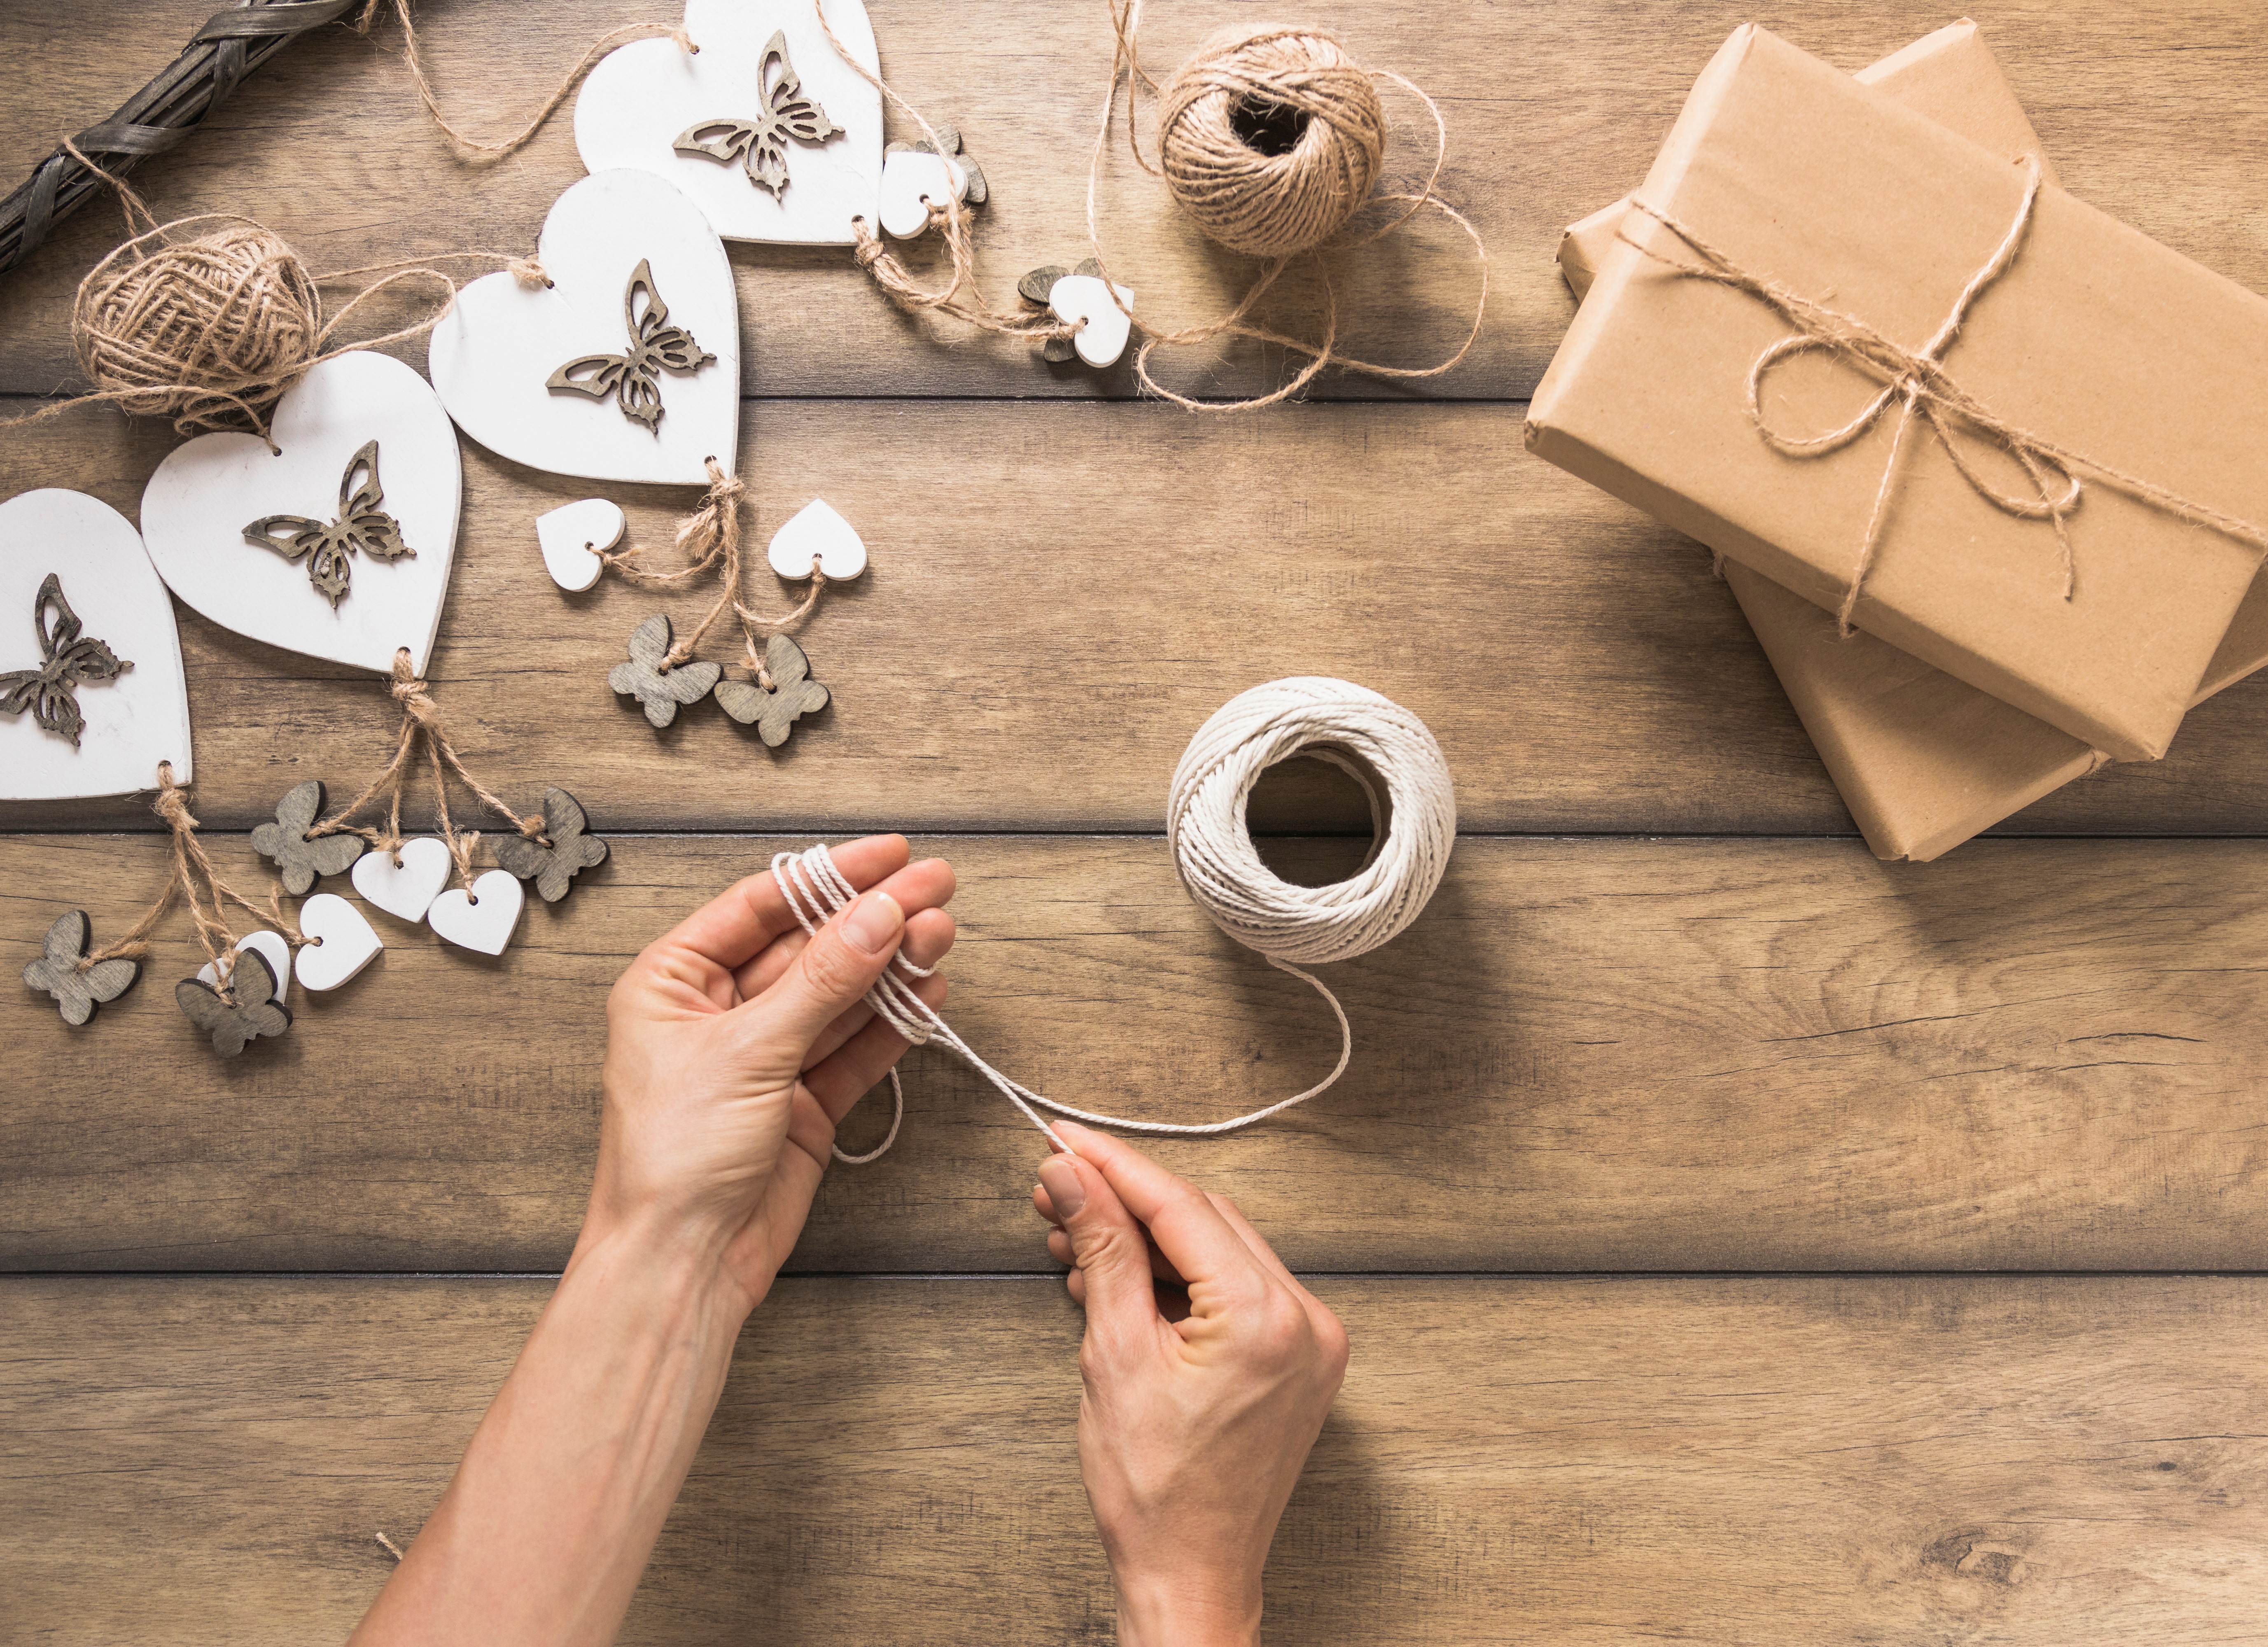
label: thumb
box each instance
[740,890,905,1051]
[1038,1151,1157,1343]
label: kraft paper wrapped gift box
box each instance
[1526,25,2268,766]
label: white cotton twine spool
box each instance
[773,677,1456,1164]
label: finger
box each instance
[660,835,910,974]
[1045,1223,1186,1286]
[1051,1122,1268,1295]
[1205,1192,1304,1295]
[730,889,906,1052]
[733,859,956,1003]
[801,971,948,1126]
[787,909,956,1075]
[1036,1151,1162,1341]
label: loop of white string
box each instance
[774,677,1456,1164]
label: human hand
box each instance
[1032,1122,1349,1647]
[589,834,956,1316]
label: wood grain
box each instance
[9,830,2268,1274]
[0,2,2262,401]
[11,402,2268,839]
[7,1272,2267,1645]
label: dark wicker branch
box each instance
[0,0,362,279]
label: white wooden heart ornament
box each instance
[294,893,384,991]
[1049,275,1136,368]
[198,928,294,1007]
[139,351,462,677]
[537,499,624,593]
[0,489,193,799]
[767,499,866,580]
[574,0,882,245]
[429,171,739,489]
[878,149,966,240]
[350,835,453,924]
[427,869,525,956]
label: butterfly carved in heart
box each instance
[674,30,842,200]
[243,439,417,609]
[547,260,718,431]
[0,573,131,748]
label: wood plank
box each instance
[9,831,2268,1274]
[11,401,2268,839]
[6,1272,2266,1644]
[1,2,2262,400]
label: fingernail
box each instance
[1038,1156,1085,1220]
[841,891,904,955]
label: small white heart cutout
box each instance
[878,149,966,240]
[350,836,454,924]
[537,499,625,592]
[1048,275,1136,367]
[198,929,294,1007]
[427,870,526,956]
[294,893,384,991]
[767,499,866,580]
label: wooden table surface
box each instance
[5,3,2268,1641]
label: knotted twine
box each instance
[595,459,836,685]
[1617,159,2268,634]
[819,0,1489,411]
[773,677,1456,1164]
[308,649,548,891]
[79,761,302,996]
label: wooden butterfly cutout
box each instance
[251,778,365,895]
[22,909,138,1026]
[674,30,842,201]
[0,573,131,748]
[714,632,830,747]
[175,945,292,1058]
[492,786,610,904]
[243,440,416,609]
[546,260,717,432]
[609,613,723,728]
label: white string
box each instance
[779,677,1456,1164]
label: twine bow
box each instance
[1622,160,2268,637]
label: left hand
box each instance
[588,833,956,1313]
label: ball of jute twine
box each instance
[770,676,1456,1165]
[1154,25,1386,260]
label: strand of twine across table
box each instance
[77,761,307,996]
[307,649,549,891]
[1616,160,2268,634]
[773,678,1458,1165]
[596,458,836,684]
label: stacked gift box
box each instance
[1534,20,2268,862]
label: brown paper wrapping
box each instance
[1560,21,2056,304]
[1527,26,2268,764]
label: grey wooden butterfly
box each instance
[0,573,131,748]
[674,31,841,199]
[243,440,416,609]
[175,945,291,1057]
[609,614,723,729]
[714,632,829,747]
[251,779,365,895]
[22,909,138,1026]
[1019,258,1106,361]
[546,260,716,431]
[492,786,610,903]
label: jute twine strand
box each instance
[772,677,1456,1165]
[310,650,546,888]
[1617,160,2268,634]
[79,761,294,994]
[1083,2,1489,411]
[9,146,542,442]
[349,0,694,163]
[601,460,835,679]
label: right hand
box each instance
[1032,1122,1349,1647]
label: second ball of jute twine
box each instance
[772,677,1457,1164]
[1155,24,1388,260]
